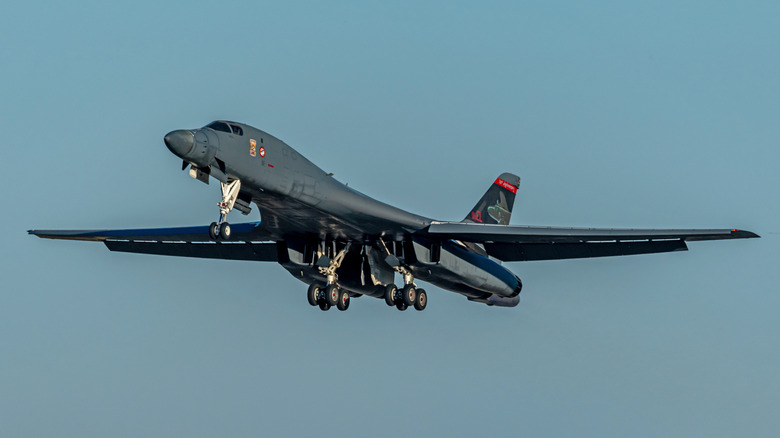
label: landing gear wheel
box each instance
[218,222,231,240]
[325,284,340,307]
[396,301,408,311]
[209,222,219,240]
[384,284,398,307]
[414,289,427,311]
[307,284,321,307]
[402,284,416,307]
[337,290,350,311]
[318,301,331,311]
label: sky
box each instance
[2,1,779,436]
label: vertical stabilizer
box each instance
[462,173,520,225]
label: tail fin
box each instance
[462,173,520,225]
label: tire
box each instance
[219,222,231,240]
[384,284,397,306]
[402,284,416,307]
[209,222,219,240]
[414,289,427,311]
[325,284,340,306]
[396,301,408,311]
[318,301,331,311]
[337,290,350,311]
[307,284,321,306]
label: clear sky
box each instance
[2,1,778,437]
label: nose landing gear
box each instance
[209,179,241,240]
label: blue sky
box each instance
[2,1,778,436]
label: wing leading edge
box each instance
[423,222,759,262]
[28,222,278,262]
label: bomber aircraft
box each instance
[29,121,759,311]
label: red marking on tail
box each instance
[495,178,517,193]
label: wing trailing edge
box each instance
[28,222,278,262]
[28,222,269,242]
[422,222,759,262]
[104,240,278,261]
[425,222,759,243]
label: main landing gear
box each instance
[384,283,427,311]
[307,283,350,311]
[307,244,351,311]
[382,266,426,311]
[209,179,241,240]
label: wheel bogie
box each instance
[308,282,427,312]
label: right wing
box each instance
[424,222,759,261]
[28,222,278,262]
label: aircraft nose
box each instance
[164,130,195,157]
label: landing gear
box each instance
[210,222,231,240]
[380,244,425,311]
[209,179,241,241]
[307,282,351,312]
[306,243,353,311]
[384,283,427,311]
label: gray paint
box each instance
[30,121,759,308]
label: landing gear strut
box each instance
[209,179,241,240]
[383,271,427,311]
[306,243,351,311]
[378,239,427,311]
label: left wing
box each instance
[28,222,278,262]
[423,222,759,261]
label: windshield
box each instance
[206,121,231,133]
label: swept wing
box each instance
[423,222,759,261]
[28,222,278,262]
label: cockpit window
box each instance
[206,121,232,133]
[229,125,243,136]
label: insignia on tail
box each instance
[463,173,520,225]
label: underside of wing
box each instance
[28,222,278,262]
[423,222,759,261]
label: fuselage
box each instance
[165,121,522,305]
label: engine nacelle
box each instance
[408,237,521,299]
